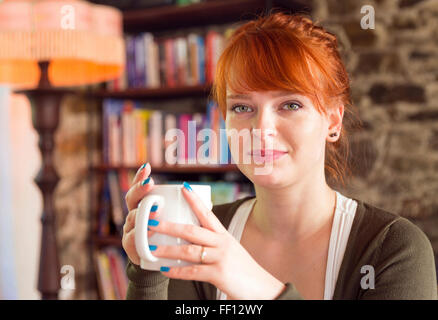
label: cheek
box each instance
[225,121,251,161]
[283,116,326,159]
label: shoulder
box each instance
[335,198,437,299]
[353,199,432,253]
[211,195,256,229]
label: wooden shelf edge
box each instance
[92,235,122,247]
[123,0,312,32]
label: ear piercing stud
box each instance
[329,132,338,137]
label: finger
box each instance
[148,220,219,247]
[151,244,217,264]
[123,206,161,235]
[125,175,156,211]
[123,208,137,234]
[132,163,151,186]
[147,205,161,237]
[181,183,227,233]
[159,264,212,283]
[122,228,141,265]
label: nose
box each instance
[251,107,277,141]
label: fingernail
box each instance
[151,204,158,212]
[148,219,159,226]
[142,177,151,186]
[147,227,151,231]
[139,163,147,171]
[160,266,170,272]
[149,245,157,251]
[183,181,192,192]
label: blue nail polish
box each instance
[149,245,157,251]
[142,177,151,186]
[160,266,170,272]
[139,163,147,171]
[147,227,151,231]
[148,219,159,226]
[183,181,192,192]
[151,204,158,212]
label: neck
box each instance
[249,173,337,246]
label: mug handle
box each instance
[135,195,165,262]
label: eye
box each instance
[230,105,253,113]
[282,102,302,111]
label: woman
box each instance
[121,12,437,300]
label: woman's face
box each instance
[225,90,340,188]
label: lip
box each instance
[248,149,288,163]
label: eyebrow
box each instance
[226,91,297,99]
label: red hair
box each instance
[210,11,362,188]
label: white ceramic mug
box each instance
[135,184,212,271]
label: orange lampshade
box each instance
[0,0,125,89]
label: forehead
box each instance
[226,90,298,100]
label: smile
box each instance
[248,150,288,163]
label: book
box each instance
[149,110,164,166]
[134,34,146,87]
[187,33,197,85]
[178,113,191,164]
[164,38,176,87]
[134,107,151,165]
[197,34,206,84]
[176,36,188,86]
[107,100,123,166]
[157,37,167,87]
[125,35,136,88]
[94,251,117,300]
[98,175,111,236]
[105,248,128,300]
[164,112,178,165]
[108,171,124,234]
[118,170,130,217]
[121,100,136,166]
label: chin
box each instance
[237,162,293,188]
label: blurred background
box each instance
[0,0,437,299]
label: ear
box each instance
[326,104,344,142]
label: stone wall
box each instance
[312,0,438,259]
[52,0,438,299]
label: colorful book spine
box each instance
[178,113,190,164]
[135,34,146,88]
[187,33,196,85]
[157,38,166,87]
[102,99,111,164]
[98,175,111,236]
[164,112,177,165]
[105,248,128,300]
[108,100,123,166]
[121,101,134,166]
[176,36,188,86]
[108,171,124,233]
[125,35,136,88]
[149,110,164,167]
[95,251,117,300]
[165,38,176,87]
[197,34,205,84]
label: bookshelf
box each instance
[90,84,211,100]
[87,0,312,300]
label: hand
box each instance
[122,163,163,266]
[147,182,286,300]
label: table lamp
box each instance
[0,0,125,299]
